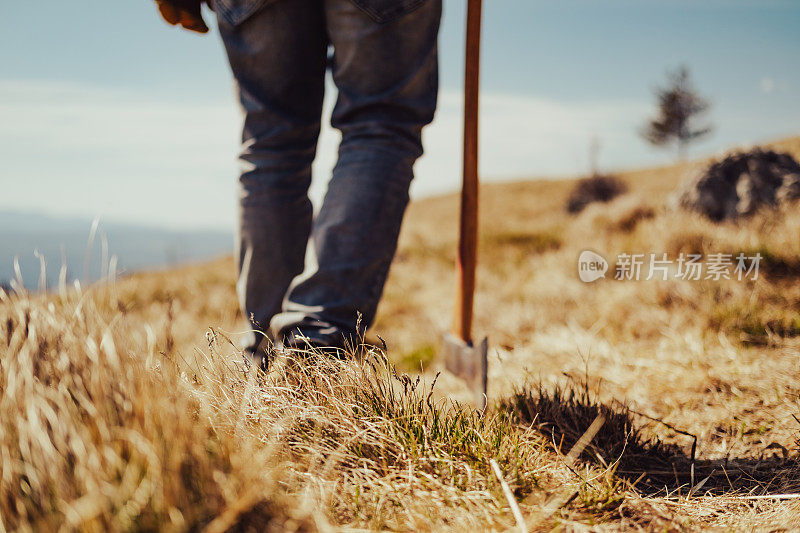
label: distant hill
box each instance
[0,210,232,289]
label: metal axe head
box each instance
[443,334,488,410]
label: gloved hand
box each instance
[155,0,210,33]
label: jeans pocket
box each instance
[215,0,275,26]
[349,0,428,23]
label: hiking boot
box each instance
[243,343,272,373]
[278,330,350,361]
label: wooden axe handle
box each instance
[453,0,482,343]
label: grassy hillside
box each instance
[2,137,800,530]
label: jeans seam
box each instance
[349,0,428,24]
[216,0,271,26]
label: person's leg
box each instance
[216,0,328,349]
[270,0,442,347]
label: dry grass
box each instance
[0,285,597,531]
[2,136,800,531]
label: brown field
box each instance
[2,136,800,531]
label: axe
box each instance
[443,0,487,411]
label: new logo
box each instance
[578,250,608,282]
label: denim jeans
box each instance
[216,0,441,348]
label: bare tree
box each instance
[588,136,601,177]
[642,66,712,161]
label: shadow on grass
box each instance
[498,383,799,497]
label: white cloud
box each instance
[5,79,795,230]
[1,80,655,229]
[413,91,651,197]
[0,80,241,230]
[761,77,775,94]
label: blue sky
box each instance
[1,0,798,230]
